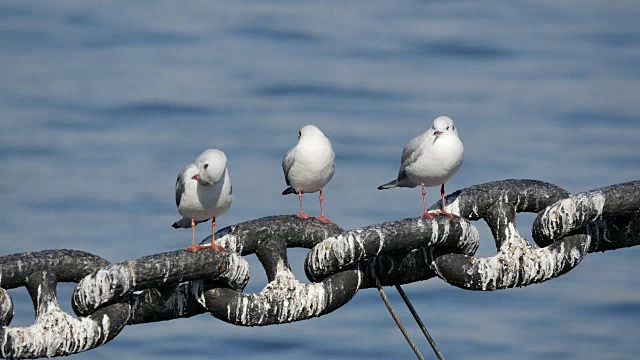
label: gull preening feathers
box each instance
[378,116,464,219]
[172,149,233,252]
[282,125,335,223]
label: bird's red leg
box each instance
[439,183,457,218]
[315,190,332,223]
[205,217,226,252]
[184,218,226,253]
[420,183,433,219]
[185,218,199,252]
[297,191,312,219]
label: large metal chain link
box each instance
[1,179,638,359]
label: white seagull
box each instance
[172,149,233,252]
[378,116,464,219]
[282,125,335,223]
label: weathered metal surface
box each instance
[532,181,640,246]
[305,216,478,282]
[0,251,128,359]
[0,179,638,358]
[72,249,250,317]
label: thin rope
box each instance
[375,275,425,360]
[395,285,445,360]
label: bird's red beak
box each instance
[434,130,442,135]
[192,174,198,180]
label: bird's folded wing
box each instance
[282,146,296,186]
[175,165,190,207]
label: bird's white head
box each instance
[431,116,459,138]
[182,163,200,183]
[298,124,326,140]
[194,149,227,186]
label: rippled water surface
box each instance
[1,1,639,359]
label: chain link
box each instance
[0,179,638,358]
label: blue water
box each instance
[1,1,639,359]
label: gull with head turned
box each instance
[172,149,233,252]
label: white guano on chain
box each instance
[538,191,606,240]
[515,190,522,209]
[429,219,439,247]
[441,220,451,245]
[472,222,589,290]
[222,260,339,325]
[374,228,386,256]
[0,288,12,322]
[310,218,480,278]
[460,220,480,254]
[74,264,135,314]
[216,233,240,253]
[445,197,461,216]
[308,230,365,277]
[1,301,111,358]
[264,261,328,324]
[221,253,250,289]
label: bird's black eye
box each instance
[204,164,209,169]
[446,126,450,130]
[298,130,301,138]
[452,125,455,130]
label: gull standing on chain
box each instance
[282,125,335,223]
[172,149,233,252]
[378,116,464,219]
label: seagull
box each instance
[378,116,464,219]
[282,125,335,223]
[172,149,233,252]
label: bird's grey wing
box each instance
[396,135,423,182]
[282,146,296,186]
[175,166,188,207]
[328,147,336,178]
